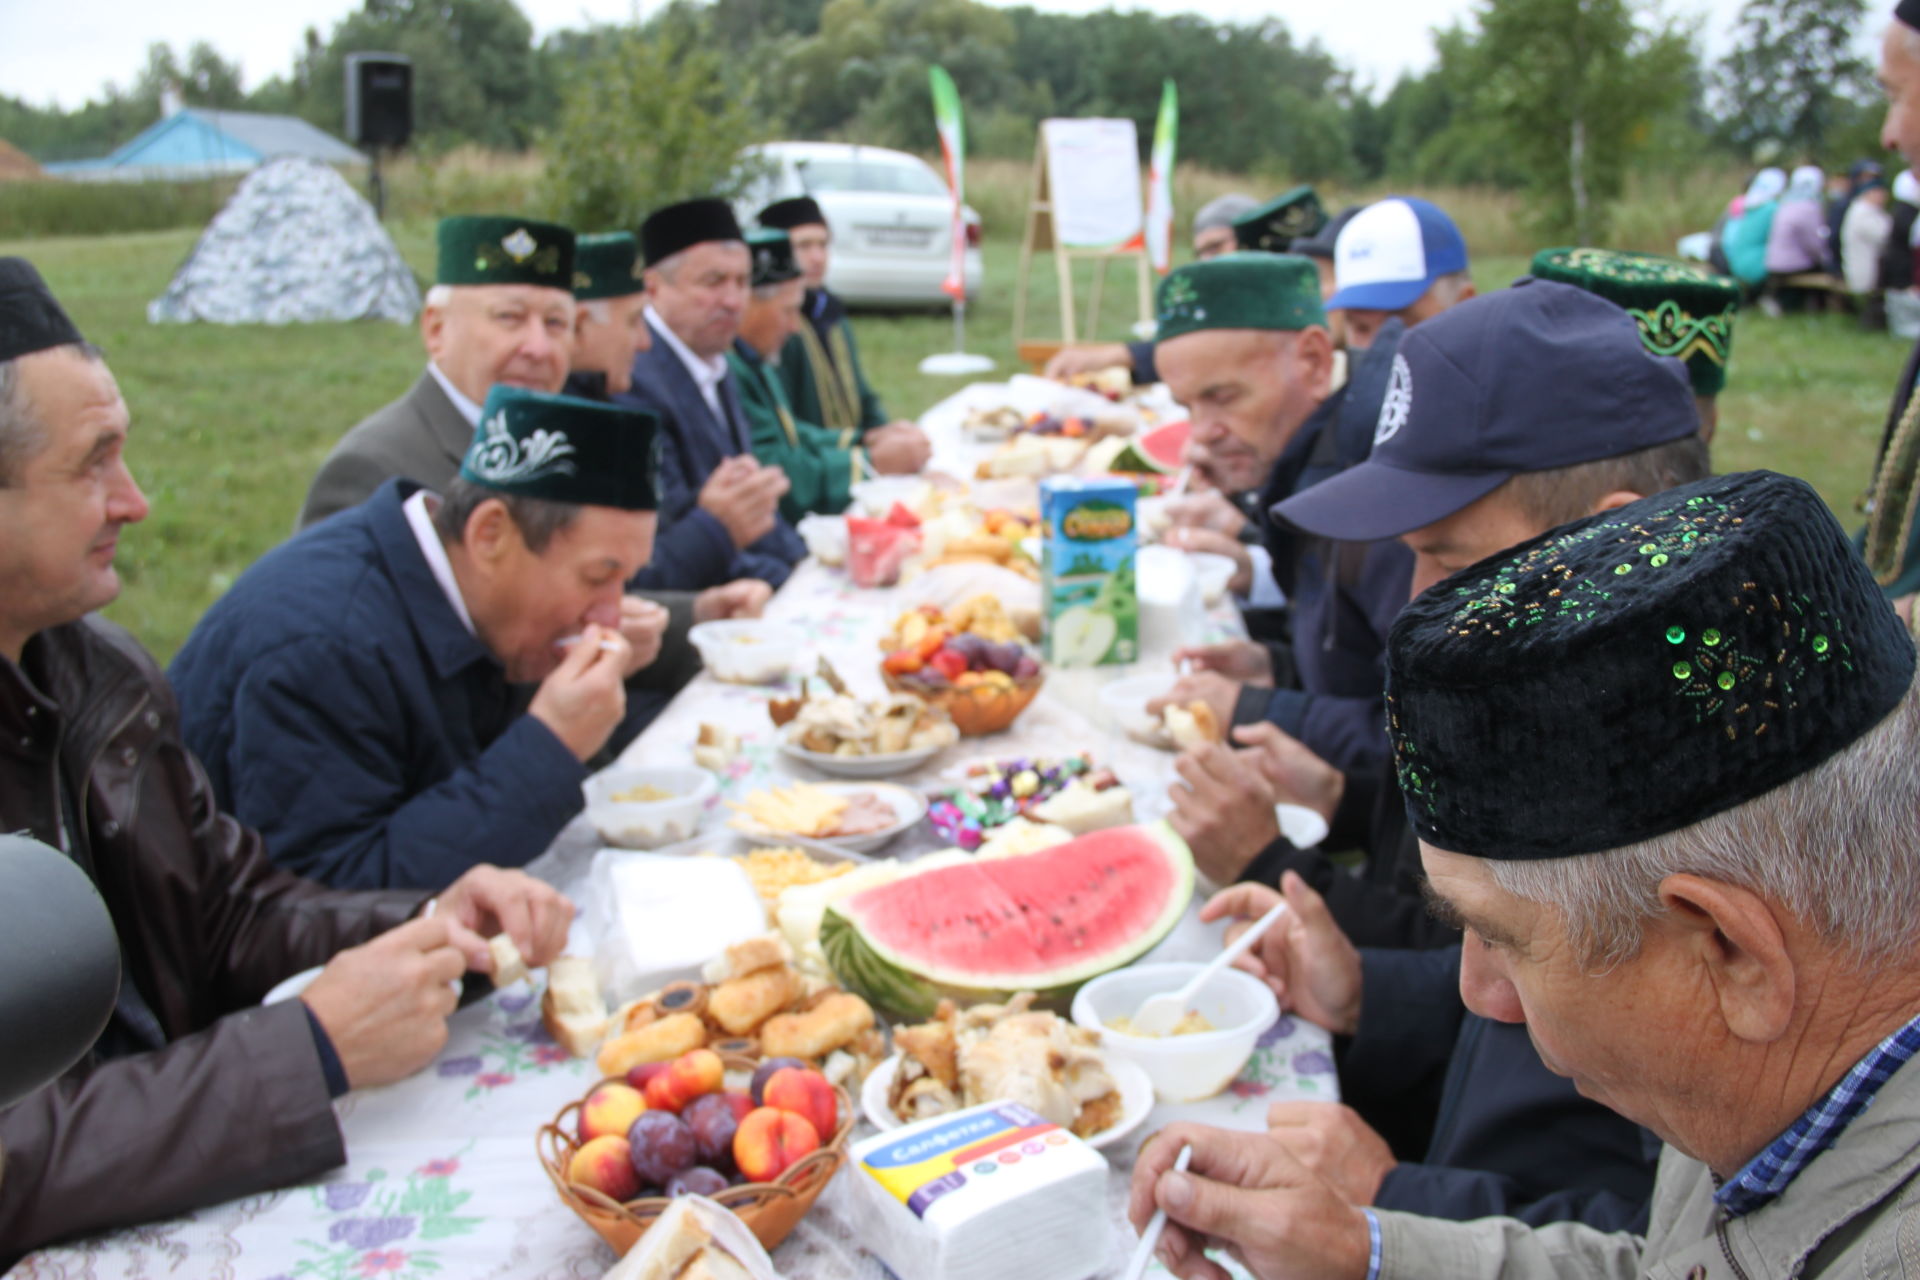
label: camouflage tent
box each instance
[149,157,419,325]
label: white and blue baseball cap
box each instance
[1327,197,1470,312]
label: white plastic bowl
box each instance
[797,513,848,566]
[1098,670,1179,746]
[688,619,804,684]
[850,477,929,517]
[583,765,716,850]
[1071,962,1279,1102]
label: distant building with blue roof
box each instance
[45,107,365,183]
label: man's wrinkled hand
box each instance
[435,865,575,970]
[1171,641,1273,686]
[1148,671,1242,728]
[1201,874,1362,1035]
[1264,1102,1398,1207]
[1128,1123,1374,1280]
[1232,723,1344,824]
[302,916,478,1089]
[694,579,772,622]
[528,623,629,761]
[1168,742,1280,883]
[616,595,670,676]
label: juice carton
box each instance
[1039,476,1138,666]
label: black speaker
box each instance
[345,53,413,149]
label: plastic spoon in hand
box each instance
[1129,900,1287,1036]
[1123,1143,1193,1280]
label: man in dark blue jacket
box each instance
[170,387,661,890]
[616,198,806,588]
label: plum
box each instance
[666,1166,730,1198]
[1013,654,1042,681]
[627,1111,698,1187]
[683,1092,751,1171]
[750,1057,808,1106]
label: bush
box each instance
[0,176,237,237]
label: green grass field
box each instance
[1,223,1906,663]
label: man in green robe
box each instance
[728,231,929,523]
[758,196,916,441]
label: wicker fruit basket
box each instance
[884,672,1044,736]
[538,1055,854,1256]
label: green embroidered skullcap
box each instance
[1232,186,1328,254]
[437,215,575,290]
[747,230,802,288]
[460,386,658,511]
[1385,471,1916,860]
[1529,247,1741,396]
[572,232,643,301]
[1156,253,1326,343]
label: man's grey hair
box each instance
[579,297,610,323]
[1489,667,1920,971]
[431,475,581,554]
[0,342,105,488]
[424,284,453,309]
[1496,434,1713,531]
[1194,193,1259,234]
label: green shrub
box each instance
[0,177,237,237]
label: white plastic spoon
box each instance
[1123,1143,1194,1280]
[1128,900,1287,1037]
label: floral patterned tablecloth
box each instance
[10,384,1329,1280]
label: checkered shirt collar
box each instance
[1715,1010,1920,1218]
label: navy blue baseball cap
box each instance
[1273,278,1699,542]
[1327,197,1470,312]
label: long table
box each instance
[13,383,1331,1280]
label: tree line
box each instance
[0,0,1887,242]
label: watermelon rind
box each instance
[819,821,1195,1019]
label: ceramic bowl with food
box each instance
[1071,962,1278,1103]
[583,766,717,850]
[730,782,927,855]
[859,1050,1153,1150]
[689,620,805,685]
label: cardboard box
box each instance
[1039,477,1138,667]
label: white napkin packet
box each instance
[848,1101,1111,1280]
[585,850,768,1003]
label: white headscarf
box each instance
[1896,170,1920,206]
[1745,167,1788,206]
[1785,165,1825,202]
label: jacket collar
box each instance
[1715,1034,1920,1277]
[366,478,499,682]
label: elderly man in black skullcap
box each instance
[1130,468,1920,1280]
[0,260,571,1265]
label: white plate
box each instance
[262,965,324,1005]
[731,782,927,854]
[778,739,947,780]
[862,1050,1154,1151]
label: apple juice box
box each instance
[1039,476,1139,666]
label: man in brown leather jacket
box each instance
[0,261,574,1265]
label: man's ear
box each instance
[1294,326,1336,399]
[421,302,446,360]
[1591,489,1646,516]
[461,498,520,571]
[1655,873,1796,1044]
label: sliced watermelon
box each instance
[1110,420,1189,476]
[820,822,1194,1018]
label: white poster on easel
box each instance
[1042,117,1144,249]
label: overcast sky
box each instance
[0,0,1867,112]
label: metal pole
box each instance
[369,146,386,220]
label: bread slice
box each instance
[700,934,791,984]
[677,1247,754,1280]
[488,933,531,988]
[540,955,607,1058]
[603,1198,711,1280]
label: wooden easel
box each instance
[1012,129,1154,370]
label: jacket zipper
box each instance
[74,692,149,846]
[1716,1216,1753,1280]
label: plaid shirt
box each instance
[1715,1010,1920,1218]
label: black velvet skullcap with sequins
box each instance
[0,258,83,363]
[1385,471,1917,860]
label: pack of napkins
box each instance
[848,1101,1110,1280]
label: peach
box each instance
[646,1048,724,1113]
[568,1134,642,1203]
[625,1060,672,1092]
[733,1105,820,1183]
[764,1066,837,1141]
[578,1082,647,1144]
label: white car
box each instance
[734,141,984,307]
